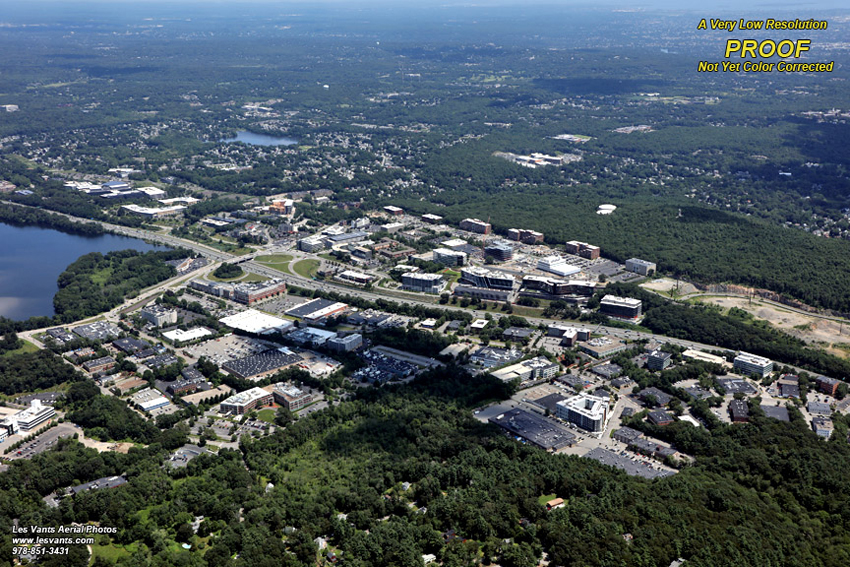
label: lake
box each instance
[0,223,167,321]
[220,130,298,146]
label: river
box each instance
[0,222,166,320]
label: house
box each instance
[545,498,565,511]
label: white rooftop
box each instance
[163,327,215,342]
[219,309,292,334]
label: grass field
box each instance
[91,542,138,563]
[257,408,276,424]
[1,339,39,358]
[254,254,294,274]
[292,259,320,279]
[537,493,557,506]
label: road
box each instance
[3,202,807,362]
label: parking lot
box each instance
[4,423,80,461]
[183,335,275,366]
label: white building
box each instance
[432,248,467,267]
[537,255,581,278]
[734,352,774,378]
[401,272,445,294]
[556,394,609,432]
[140,304,178,327]
[625,258,657,276]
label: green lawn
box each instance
[256,408,276,424]
[255,254,294,265]
[1,339,40,358]
[292,259,320,279]
[91,542,138,563]
[537,494,558,506]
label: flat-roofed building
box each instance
[490,356,560,383]
[729,400,750,423]
[327,333,363,353]
[484,242,514,262]
[422,213,443,224]
[647,350,672,371]
[816,376,841,396]
[220,387,274,415]
[233,279,287,305]
[733,352,774,378]
[140,304,178,327]
[285,298,349,322]
[83,356,116,374]
[489,408,575,451]
[599,295,642,320]
[556,394,609,432]
[335,270,374,286]
[401,272,445,294]
[272,383,313,411]
[537,255,582,278]
[625,258,657,276]
[682,349,727,366]
[579,337,627,359]
[507,228,544,244]
[298,235,326,252]
[2,400,56,433]
[384,205,404,216]
[459,218,491,234]
[565,240,600,260]
[459,267,515,290]
[432,248,468,267]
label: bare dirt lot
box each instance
[640,277,698,297]
[695,296,850,356]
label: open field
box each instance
[694,295,850,356]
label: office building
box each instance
[220,387,274,415]
[459,218,491,234]
[522,276,595,297]
[484,241,514,262]
[816,376,842,396]
[579,337,628,359]
[335,270,374,286]
[83,356,116,374]
[1,399,56,434]
[556,394,609,433]
[507,228,544,244]
[647,350,672,371]
[298,235,326,252]
[327,333,363,353]
[489,409,575,451]
[565,241,600,260]
[432,248,468,267]
[384,205,404,216]
[490,356,560,383]
[625,258,657,276]
[459,267,515,290]
[599,295,642,320]
[401,272,445,294]
[422,213,443,224]
[272,383,313,411]
[140,304,178,327]
[269,199,295,215]
[733,352,774,378]
[729,400,750,423]
[536,255,581,278]
[285,298,349,322]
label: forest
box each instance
[52,249,186,323]
[2,369,850,567]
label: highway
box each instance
[3,203,775,358]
